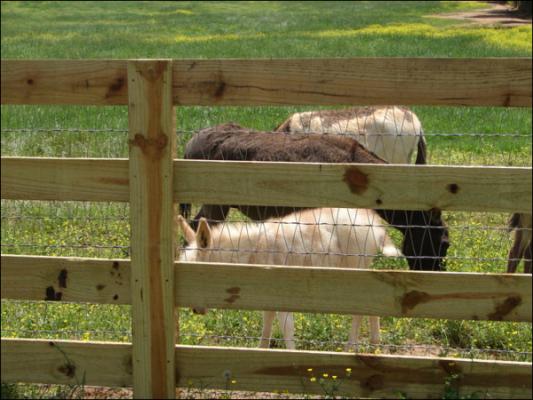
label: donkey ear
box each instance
[196,218,212,249]
[176,215,196,244]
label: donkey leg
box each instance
[507,230,523,273]
[260,311,276,348]
[277,312,296,350]
[369,316,381,345]
[346,315,363,352]
[523,242,532,274]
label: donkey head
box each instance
[176,215,213,314]
[403,210,449,271]
[377,209,449,271]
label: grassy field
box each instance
[1,1,532,398]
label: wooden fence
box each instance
[1,58,532,399]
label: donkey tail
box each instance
[274,116,292,132]
[415,130,427,165]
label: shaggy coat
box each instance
[275,106,427,164]
[182,123,449,271]
[177,208,401,350]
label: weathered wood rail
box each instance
[2,158,531,213]
[2,58,531,106]
[2,255,532,322]
[1,58,532,399]
[2,338,531,399]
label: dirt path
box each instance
[430,2,531,27]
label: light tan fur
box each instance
[278,106,425,164]
[177,208,401,351]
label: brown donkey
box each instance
[180,123,449,271]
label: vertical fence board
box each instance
[128,60,176,399]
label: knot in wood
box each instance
[58,362,76,378]
[488,295,522,321]
[343,166,369,194]
[129,133,168,159]
[401,290,431,314]
[362,374,384,391]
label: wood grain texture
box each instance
[1,157,129,202]
[174,160,533,214]
[2,58,531,106]
[176,345,532,399]
[1,339,132,387]
[1,255,131,304]
[1,60,128,105]
[175,262,532,323]
[172,58,532,107]
[2,339,531,399]
[4,158,530,213]
[128,60,176,398]
[2,256,531,322]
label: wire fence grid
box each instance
[1,105,531,362]
[1,127,531,166]
[1,327,531,362]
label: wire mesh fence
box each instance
[1,127,531,166]
[1,105,531,363]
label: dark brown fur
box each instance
[507,213,532,274]
[185,122,386,164]
[181,123,448,271]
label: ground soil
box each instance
[429,1,532,27]
[79,386,317,399]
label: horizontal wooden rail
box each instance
[176,261,532,322]
[2,158,531,213]
[2,58,531,106]
[1,338,531,399]
[1,255,132,304]
[173,160,532,214]
[1,338,131,388]
[2,255,531,322]
[1,157,129,202]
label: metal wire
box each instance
[1,108,531,361]
[1,243,130,250]
[1,328,529,361]
[1,128,531,138]
[177,245,521,263]
[4,214,530,232]
[179,332,533,356]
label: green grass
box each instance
[2,1,530,59]
[1,1,532,398]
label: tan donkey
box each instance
[177,207,401,351]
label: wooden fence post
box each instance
[128,59,176,398]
